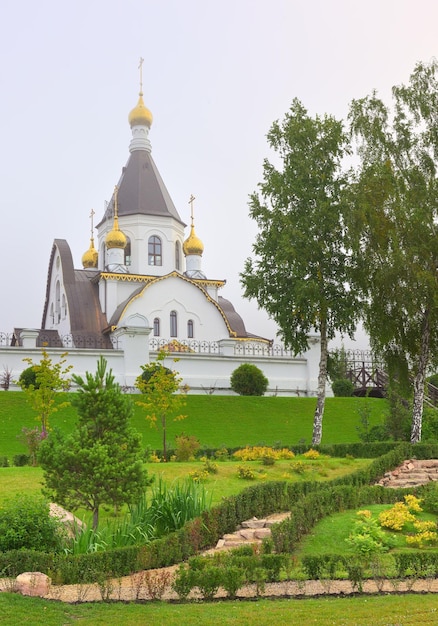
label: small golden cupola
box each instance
[183,195,206,280]
[183,223,204,256]
[82,209,98,269]
[128,57,153,128]
[105,186,127,250]
[183,195,204,257]
[128,92,153,128]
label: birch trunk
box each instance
[312,318,328,446]
[411,311,430,444]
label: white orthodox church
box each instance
[3,78,321,395]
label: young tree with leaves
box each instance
[241,99,358,444]
[136,351,187,461]
[20,350,72,437]
[39,357,149,529]
[348,60,438,443]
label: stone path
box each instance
[376,458,438,488]
[211,512,290,552]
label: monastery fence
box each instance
[0,333,295,358]
[0,331,315,396]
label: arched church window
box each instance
[124,236,131,266]
[170,311,177,337]
[187,319,194,338]
[175,241,181,270]
[148,236,162,266]
[62,294,67,319]
[153,317,160,337]
[55,281,61,323]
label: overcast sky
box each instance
[1,0,436,349]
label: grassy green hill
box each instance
[0,392,388,458]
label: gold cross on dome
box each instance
[114,186,119,218]
[188,194,196,223]
[89,209,95,236]
[138,57,144,92]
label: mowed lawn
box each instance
[0,456,372,513]
[1,593,438,626]
[0,393,388,458]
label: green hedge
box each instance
[394,551,438,578]
[3,443,438,583]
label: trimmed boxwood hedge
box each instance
[2,443,438,583]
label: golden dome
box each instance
[183,224,204,256]
[128,92,153,128]
[82,238,98,268]
[105,216,127,249]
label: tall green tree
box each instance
[348,60,438,443]
[241,99,358,444]
[39,357,149,529]
[136,351,187,461]
[20,350,72,437]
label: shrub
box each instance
[138,362,173,387]
[303,448,322,459]
[0,456,9,467]
[233,446,294,461]
[175,433,200,461]
[188,469,209,482]
[0,495,66,552]
[172,564,195,600]
[13,454,30,466]
[289,461,306,474]
[202,458,218,474]
[346,511,394,560]
[221,565,246,598]
[237,465,256,480]
[331,378,354,397]
[230,363,268,396]
[422,482,438,514]
[214,446,229,461]
[18,365,40,389]
[194,565,222,599]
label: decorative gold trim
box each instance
[110,271,236,337]
[234,336,272,345]
[100,271,225,288]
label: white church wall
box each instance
[117,276,229,341]
[161,351,313,396]
[0,346,126,390]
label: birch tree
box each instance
[241,99,358,445]
[349,60,438,443]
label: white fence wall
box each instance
[0,335,321,397]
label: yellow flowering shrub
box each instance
[357,509,372,519]
[404,494,423,513]
[303,449,322,459]
[237,465,256,480]
[188,470,209,482]
[406,529,438,548]
[378,502,416,531]
[233,446,294,461]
